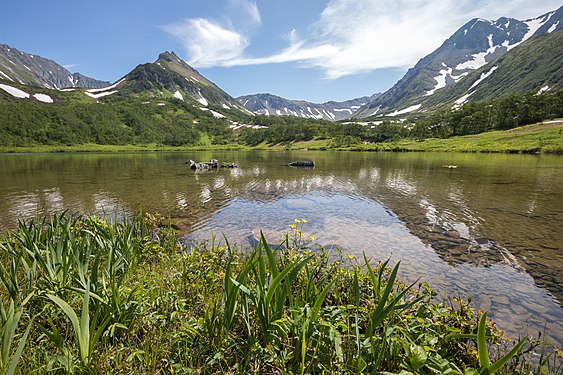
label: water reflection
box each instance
[0,151,561,345]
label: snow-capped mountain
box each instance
[354,6,563,118]
[237,93,379,121]
[0,44,109,90]
[419,29,563,110]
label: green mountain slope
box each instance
[355,6,563,118]
[107,52,251,117]
[360,30,563,121]
[0,77,241,147]
[427,30,563,107]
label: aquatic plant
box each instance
[0,212,559,373]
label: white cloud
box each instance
[228,0,261,25]
[165,0,562,78]
[476,0,562,20]
[163,0,261,67]
[163,18,249,67]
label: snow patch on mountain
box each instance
[456,34,502,70]
[196,89,208,106]
[452,92,475,109]
[33,93,53,103]
[548,21,559,33]
[536,85,550,95]
[210,110,225,118]
[387,104,421,117]
[426,64,470,96]
[85,90,117,99]
[173,90,184,100]
[469,66,498,90]
[0,83,30,98]
[334,108,353,114]
[0,70,13,81]
[199,108,225,118]
[523,14,552,41]
[86,79,126,94]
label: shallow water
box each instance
[1,151,561,345]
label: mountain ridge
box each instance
[354,6,563,118]
[101,51,252,117]
[236,92,379,121]
[0,44,109,90]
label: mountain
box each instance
[101,51,251,116]
[0,44,109,89]
[417,30,563,111]
[237,93,379,121]
[354,6,563,118]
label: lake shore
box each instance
[0,212,555,374]
[1,119,561,154]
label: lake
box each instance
[1,150,562,346]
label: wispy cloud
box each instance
[164,0,561,78]
[163,18,249,67]
[162,0,260,67]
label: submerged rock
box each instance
[288,160,315,168]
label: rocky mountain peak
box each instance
[353,6,563,118]
[0,44,109,89]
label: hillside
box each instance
[102,52,252,118]
[422,30,563,110]
[0,44,109,89]
[0,77,242,147]
[359,30,563,121]
[354,6,563,118]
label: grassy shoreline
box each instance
[1,120,561,154]
[0,212,560,374]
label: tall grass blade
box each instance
[478,311,491,370]
[47,286,93,365]
[1,302,23,367]
[488,337,527,374]
[5,319,32,375]
[47,294,85,360]
[311,278,336,323]
[260,231,278,278]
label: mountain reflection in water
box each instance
[0,151,561,346]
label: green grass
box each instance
[345,121,563,154]
[0,212,560,374]
[0,142,251,153]
[1,120,561,154]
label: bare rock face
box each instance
[0,44,109,89]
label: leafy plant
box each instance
[0,300,33,375]
[46,283,110,366]
[448,311,528,374]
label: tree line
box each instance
[0,98,232,147]
[0,89,561,147]
[236,89,563,145]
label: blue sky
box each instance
[1,0,561,102]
